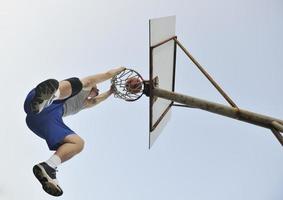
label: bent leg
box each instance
[57,77,83,100]
[29,79,73,114]
[57,80,72,99]
[30,79,60,114]
[55,134,85,163]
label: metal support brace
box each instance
[174,38,238,109]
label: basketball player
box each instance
[24,67,125,196]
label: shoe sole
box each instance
[33,165,63,196]
[30,79,59,114]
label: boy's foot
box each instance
[30,79,59,114]
[33,162,63,196]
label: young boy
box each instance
[24,67,125,196]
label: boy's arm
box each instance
[81,67,125,90]
[84,89,113,109]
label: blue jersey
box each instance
[24,89,75,150]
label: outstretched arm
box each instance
[84,89,113,109]
[81,67,125,90]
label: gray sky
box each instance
[0,0,283,200]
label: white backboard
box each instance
[149,16,176,148]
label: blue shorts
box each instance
[24,89,75,150]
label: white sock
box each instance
[46,154,61,169]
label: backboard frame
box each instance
[149,16,177,148]
[149,36,177,132]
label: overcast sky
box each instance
[0,0,283,200]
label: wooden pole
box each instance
[153,88,283,142]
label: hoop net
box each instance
[111,69,144,101]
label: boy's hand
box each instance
[115,67,126,74]
[110,84,115,94]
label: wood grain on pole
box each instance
[153,88,283,132]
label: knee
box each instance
[64,77,83,97]
[58,81,72,99]
[64,134,85,154]
[76,137,85,153]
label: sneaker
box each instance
[33,162,63,196]
[30,79,59,114]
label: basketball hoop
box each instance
[111,68,144,101]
